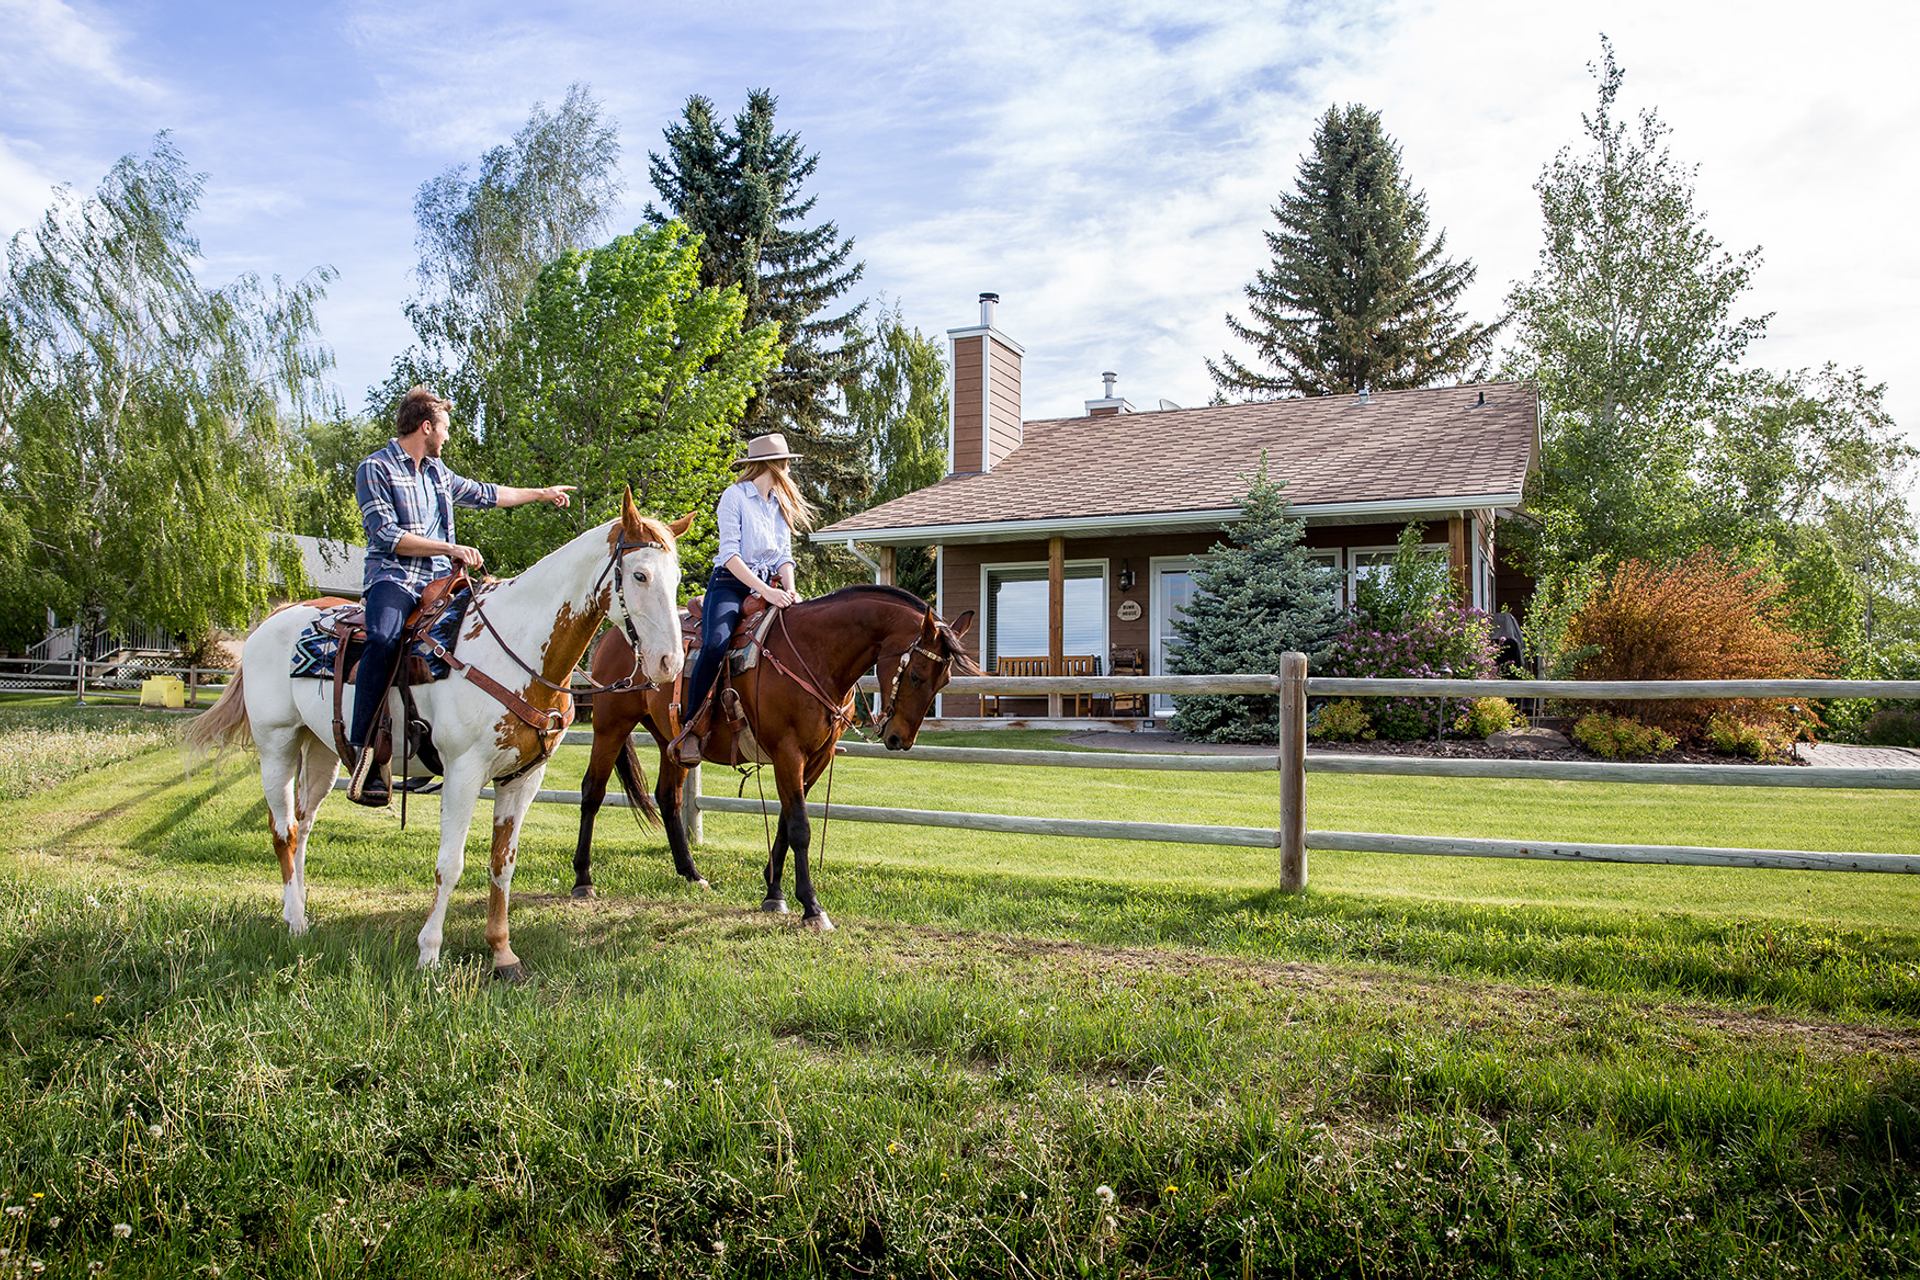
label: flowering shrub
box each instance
[1455,696,1524,739]
[1572,713,1677,759]
[1565,550,1830,744]
[1322,603,1497,739]
[1308,698,1373,741]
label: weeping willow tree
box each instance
[0,136,334,653]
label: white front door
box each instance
[1150,558,1201,715]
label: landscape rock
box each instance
[1488,727,1573,754]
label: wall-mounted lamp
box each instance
[1117,559,1136,593]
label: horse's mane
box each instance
[814,582,982,673]
[819,582,929,610]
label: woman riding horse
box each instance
[575,583,977,931]
[667,432,810,765]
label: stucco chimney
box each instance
[1085,369,1134,418]
[947,293,1024,474]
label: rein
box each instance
[423,528,674,781]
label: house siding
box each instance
[951,336,984,472]
[987,338,1022,469]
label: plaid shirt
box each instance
[355,439,497,595]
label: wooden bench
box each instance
[980,655,1049,716]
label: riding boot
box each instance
[346,713,394,807]
[667,705,708,766]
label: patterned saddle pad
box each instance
[288,592,470,681]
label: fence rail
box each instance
[0,656,232,703]
[312,663,1920,882]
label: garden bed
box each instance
[1308,736,1810,767]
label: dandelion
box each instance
[89,1265,104,1276]
[30,1262,46,1275]
[1163,1184,1178,1195]
[93,995,105,1006]
[147,1124,162,1138]
[112,1223,132,1239]
[886,1141,900,1156]
[4,1205,23,1218]
[30,1193,43,1200]
[48,1218,60,1229]
[1095,1185,1115,1205]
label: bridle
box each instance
[588,527,673,693]
[873,628,960,729]
[456,526,673,705]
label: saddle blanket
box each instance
[288,592,470,681]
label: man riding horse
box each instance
[345,386,576,806]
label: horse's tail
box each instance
[613,735,662,829]
[183,668,251,760]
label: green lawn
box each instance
[1,705,1916,1276]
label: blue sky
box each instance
[4,0,1916,436]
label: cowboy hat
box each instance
[731,433,803,469]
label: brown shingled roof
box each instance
[817,381,1538,537]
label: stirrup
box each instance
[668,726,704,766]
[345,744,390,807]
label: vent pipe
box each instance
[1101,370,1117,398]
[979,292,999,327]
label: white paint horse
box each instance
[186,493,688,980]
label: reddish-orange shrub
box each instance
[1565,550,1831,743]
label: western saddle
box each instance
[328,571,471,806]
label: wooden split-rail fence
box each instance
[482,655,1920,888]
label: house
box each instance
[810,295,1540,725]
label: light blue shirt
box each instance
[714,479,794,579]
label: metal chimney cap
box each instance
[978,292,1000,303]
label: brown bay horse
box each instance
[574,584,976,930]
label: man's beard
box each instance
[423,435,444,459]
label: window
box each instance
[1347,543,1447,605]
[984,562,1106,672]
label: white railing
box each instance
[0,655,233,704]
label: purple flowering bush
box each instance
[1322,603,1498,739]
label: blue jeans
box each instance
[348,579,420,749]
[683,568,752,720]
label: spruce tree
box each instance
[1209,104,1495,399]
[1169,459,1344,743]
[648,90,866,575]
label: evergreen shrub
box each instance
[1169,460,1343,743]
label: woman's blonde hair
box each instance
[740,459,815,532]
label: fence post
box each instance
[1278,651,1308,892]
[75,655,87,706]
[686,762,704,845]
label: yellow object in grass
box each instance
[139,676,185,709]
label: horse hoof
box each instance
[761,898,789,914]
[493,962,530,985]
[571,884,597,900]
[804,913,835,934]
[694,878,711,892]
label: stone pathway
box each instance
[1802,742,1920,769]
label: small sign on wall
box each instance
[1116,600,1142,622]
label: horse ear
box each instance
[668,509,695,539]
[946,609,975,642]
[621,486,643,535]
[920,608,941,642]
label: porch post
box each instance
[1447,515,1470,600]
[1047,535,1065,718]
[877,546,896,587]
